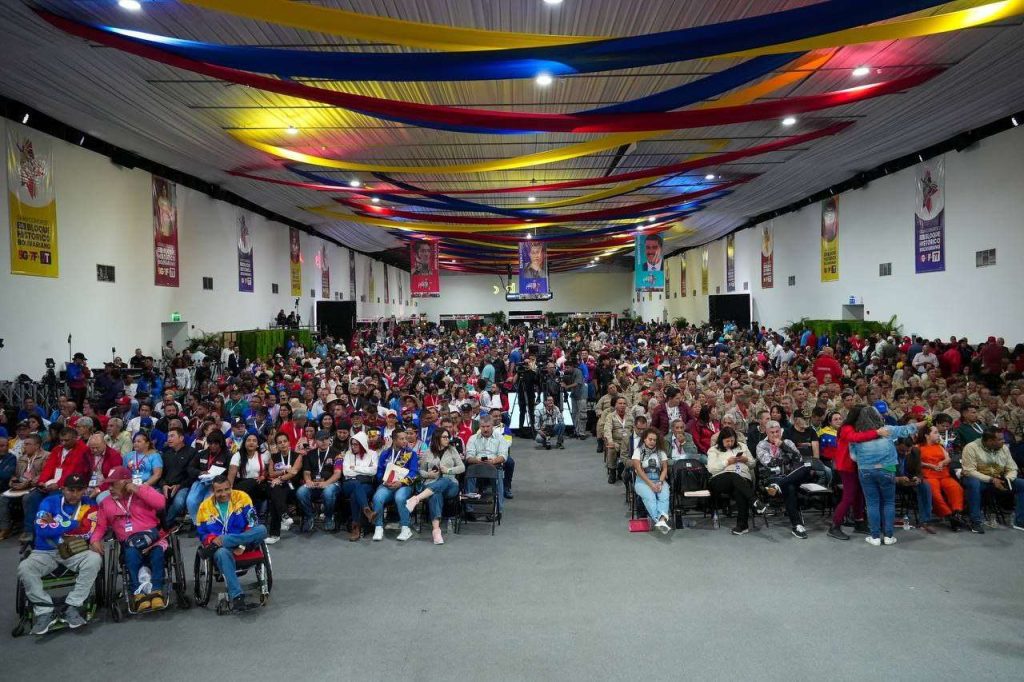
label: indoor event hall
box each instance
[1,1,1023,680]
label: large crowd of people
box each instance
[2,318,1023,634]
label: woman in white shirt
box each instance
[339,432,378,542]
[228,433,270,507]
[706,427,755,536]
[405,428,465,545]
[631,428,672,534]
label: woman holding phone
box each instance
[631,428,672,535]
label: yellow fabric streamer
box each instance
[182,0,1020,56]
[180,0,600,51]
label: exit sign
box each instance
[170,312,181,322]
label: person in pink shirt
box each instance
[90,466,167,612]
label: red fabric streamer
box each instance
[41,11,941,134]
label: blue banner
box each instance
[635,235,665,292]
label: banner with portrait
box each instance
[7,123,58,277]
[319,244,330,299]
[289,227,302,296]
[237,213,253,292]
[725,234,736,292]
[665,256,671,297]
[700,247,709,295]
[410,239,440,297]
[820,197,839,282]
[760,222,774,289]
[915,157,945,273]
[634,234,664,292]
[398,270,404,306]
[518,240,550,296]
[348,249,356,300]
[680,256,687,297]
[152,176,179,287]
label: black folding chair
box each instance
[460,464,500,535]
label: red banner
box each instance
[153,176,179,287]
[410,240,440,297]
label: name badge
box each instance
[275,462,286,471]
[315,474,323,481]
[89,475,99,488]
[124,520,134,533]
[132,474,143,485]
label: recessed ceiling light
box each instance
[527,196,538,203]
[348,179,361,188]
[286,126,298,135]
[705,173,716,180]
[535,72,554,87]
[852,66,871,77]
[781,116,797,126]
[543,0,563,5]
[526,234,532,239]
[647,216,656,223]
[21,113,29,124]
[118,0,142,10]
[1013,116,1019,127]
[371,197,380,204]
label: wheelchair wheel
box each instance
[12,579,30,637]
[104,541,123,619]
[193,552,213,607]
[110,602,123,623]
[168,534,191,609]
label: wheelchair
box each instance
[12,544,105,637]
[193,540,273,614]
[104,528,190,622]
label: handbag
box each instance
[125,529,160,552]
[382,462,410,486]
[355,474,375,484]
[628,518,652,533]
[57,536,90,559]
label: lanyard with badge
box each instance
[116,494,135,533]
[276,451,292,473]
[315,449,328,481]
[54,447,70,484]
[131,452,145,485]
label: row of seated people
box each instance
[17,471,267,635]
[623,405,1023,543]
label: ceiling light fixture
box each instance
[543,0,564,5]
[371,197,380,204]
[535,72,554,87]
[21,113,29,124]
[781,116,797,126]
[118,0,142,10]
[348,179,361,188]
[526,233,532,239]
[852,66,871,77]
[705,173,716,180]
[527,196,537,202]
[1013,116,1020,127]
[648,216,656,223]
[286,126,298,135]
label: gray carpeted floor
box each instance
[3,436,1023,681]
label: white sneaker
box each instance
[372,527,384,541]
[397,526,414,542]
[655,516,672,535]
[264,536,280,545]
[883,536,897,545]
[865,536,881,546]
[281,516,294,531]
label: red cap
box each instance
[910,405,926,416]
[106,466,132,481]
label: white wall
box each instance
[0,120,406,377]
[416,270,633,322]
[636,125,1024,341]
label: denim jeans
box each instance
[165,486,190,526]
[962,476,1024,525]
[504,455,515,492]
[296,484,339,520]
[537,423,565,446]
[124,543,165,592]
[634,477,670,522]
[340,479,374,523]
[910,480,933,523]
[213,525,269,599]
[372,485,413,527]
[767,465,812,528]
[859,468,896,538]
[425,478,460,520]
[467,469,505,511]
[187,480,212,522]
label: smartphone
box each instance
[481,456,490,461]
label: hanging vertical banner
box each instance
[410,240,440,297]
[725,234,736,292]
[152,176,179,287]
[519,240,550,297]
[289,227,302,296]
[820,196,839,282]
[7,123,58,277]
[397,270,404,306]
[915,156,945,274]
[700,247,709,295]
[634,234,664,292]
[665,256,672,297]
[384,263,391,303]
[367,259,377,302]
[348,249,356,300]
[680,256,687,297]
[237,213,254,292]
[760,222,774,289]
[319,244,330,298]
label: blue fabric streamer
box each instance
[93,1,945,82]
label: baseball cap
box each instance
[64,473,88,489]
[106,466,132,481]
[336,419,352,431]
[117,396,132,406]
[73,352,87,361]
[316,429,332,440]
[231,416,246,426]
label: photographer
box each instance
[533,395,565,450]
[66,352,91,413]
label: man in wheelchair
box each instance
[16,474,101,635]
[195,475,268,613]
[90,466,168,612]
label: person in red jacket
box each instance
[939,343,962,378]
[23,427,91,542]
[827,405,886,540]
[84,433,123,498]
[650,387,694,436]
[812,347,844,386]
[689,404,720,456]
